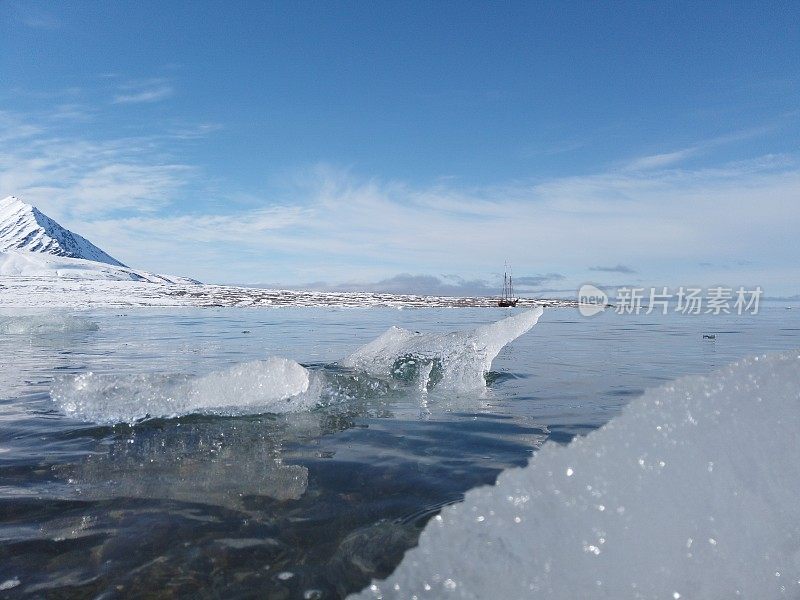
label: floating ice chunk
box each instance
[0,314,98,334]
[51,309,544,423]
[53,356,314,424]
[0,578,20,591]
[353,350,800,599]
[342,307,544,391]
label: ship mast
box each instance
[505,262,515,300]
[498,263,518,307]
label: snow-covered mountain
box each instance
[0,195,199,284]
[0,195,126,266]
[0,250,200,284]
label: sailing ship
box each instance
[498,269,518,307]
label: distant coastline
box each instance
[0,275,577,309]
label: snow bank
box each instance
[354,350,800,600]
[52,357,314,424]
[342,307,544,391]
[0,314,99,334]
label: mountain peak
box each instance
[0,195,127,267]
[1,195,24,207]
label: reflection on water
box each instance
[2,406,547,598]
[0,305,799,598]
[59,418,310,508]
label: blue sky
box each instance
[1,1,798,295]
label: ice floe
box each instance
[53,357,314,424]
[343,308,544,391]
[0,314,99,334]
[50,309,545,423]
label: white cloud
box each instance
[77,157,800,292]
[112,78,175,104]
[623,124,781,171]
[0,137,192,217]
[0,111,44,143]
[625,148,698,171]
[1,103,797,293]
[169,123,224,139]
[90,205,312,245]
[0,108,195,225]
[113,86,174,104]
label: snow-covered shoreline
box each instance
[0,275,576,309]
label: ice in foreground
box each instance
[354,350,800,600]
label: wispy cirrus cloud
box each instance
[625,148,697,171]
[112,79,174,104]
[2,96,799,293]
[623,123,783,171]
[0,108,195,219]
[89,205,312,246]
[77,156,800,291]
[169,123,224,139]
[113,86,174,104]
[0,112,43,143]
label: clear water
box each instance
[0,304,798,598]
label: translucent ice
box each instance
[0,314,99,334]
[354,350,800,599]
[342,307,544,391]
[51,309,544,423]
[53,356,314,424]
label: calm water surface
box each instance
[1,304,798,598]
